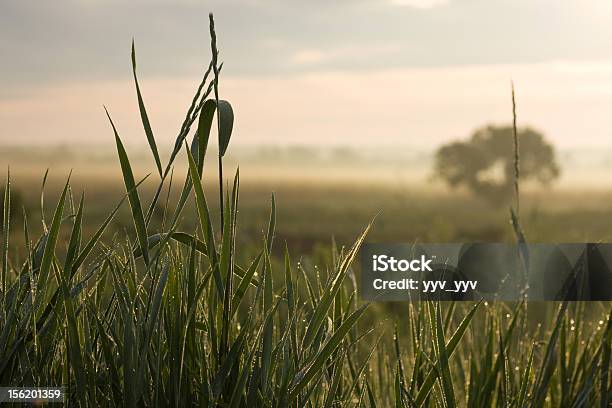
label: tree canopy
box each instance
[434,125,560,204]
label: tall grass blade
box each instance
[302,222,371,350]
[517,343,535,407]
[185,144,222,296]
[289,303,369,399]
[1,170,9,299]
[414,301,480,406]
[105,108,150,267]
[63,193,84,277]
[266,194,276,254]
[260,243,274,394]
[131,40,162,177]
[168,99,216,229]
[428,301,455,407]
[599,310,612,408]
[511,81,520,216]
[532,301,568,406]
[53,256,87,403]
[232,252,261,314]
[35,175,70,313]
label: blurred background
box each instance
[3,0,612,262]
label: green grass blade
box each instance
[53,260,87,403]
[1,170,9,299]
[40,169,49,233]
[429,301,456,407]
[414,301,480,406]
[532,301,568,406]
[105,107,150,267]
[131,40,162,177]
[289,303,369,400]
[185,143,222,297]
[139,262,169,364]
[134,231,208,259]
[284,244,295,318]
[599,310,612,408]
[260,244,274,394]
[323,353,344,408]
[266,194,276,254]
[479,302,521,400]
[220,192,233,360]
[517,343,535,407]
[231,252,262,314]
[216,100,234,157]
[344,334,383,401]
[71,175,148,274]
[302,222,371,350]
[227,337,258,408]
[63,192,83,277]
[35,175,70,313]
[167,99,216,229]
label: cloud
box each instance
[3,0,612,89]
[389,0,449,8]
[3,60,612,152]
[288,43,401,66]
[290,49,327,65]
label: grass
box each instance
[0,13,611,407]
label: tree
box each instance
[434,125,560,204]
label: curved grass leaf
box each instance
[302,222,371,351]
[131,40,162,177]
[105,108,150,267]
[216,100,234,157]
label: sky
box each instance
[2,0,612,149]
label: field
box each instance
[1,157,611,406]
[1,16,611,407]
[6,161,612,255]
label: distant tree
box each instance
[434,125,560,204]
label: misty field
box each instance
[1,15,611,407]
